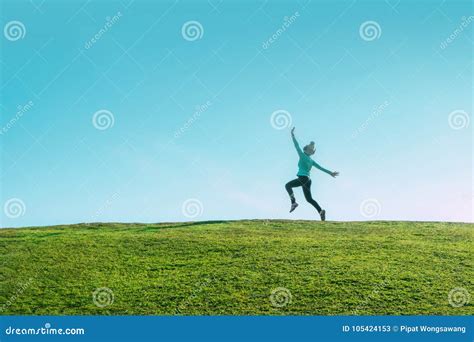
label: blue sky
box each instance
[1,0,472,228]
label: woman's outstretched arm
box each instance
[291,127,303,156]
[312,160,339,178]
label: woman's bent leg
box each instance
[285,178,301,204]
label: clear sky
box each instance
[1,0,472,228]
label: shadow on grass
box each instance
[139,220,229,232]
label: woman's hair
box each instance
[303,141,315,154]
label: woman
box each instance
[285,127,339,221]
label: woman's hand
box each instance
[331,171,339,178]
[291,127,295,136]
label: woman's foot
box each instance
[290,202,299,213]
[320,209,326,221]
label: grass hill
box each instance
[0,220,472,315]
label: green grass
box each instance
[0,220,472,315]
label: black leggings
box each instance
[285,176,322,213]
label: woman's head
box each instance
[303,141,316,156]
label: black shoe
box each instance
[320,210,326,221]
[290,203,298,213]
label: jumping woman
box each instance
[285,127,339,221]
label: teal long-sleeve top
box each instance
[292,135,332,178]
